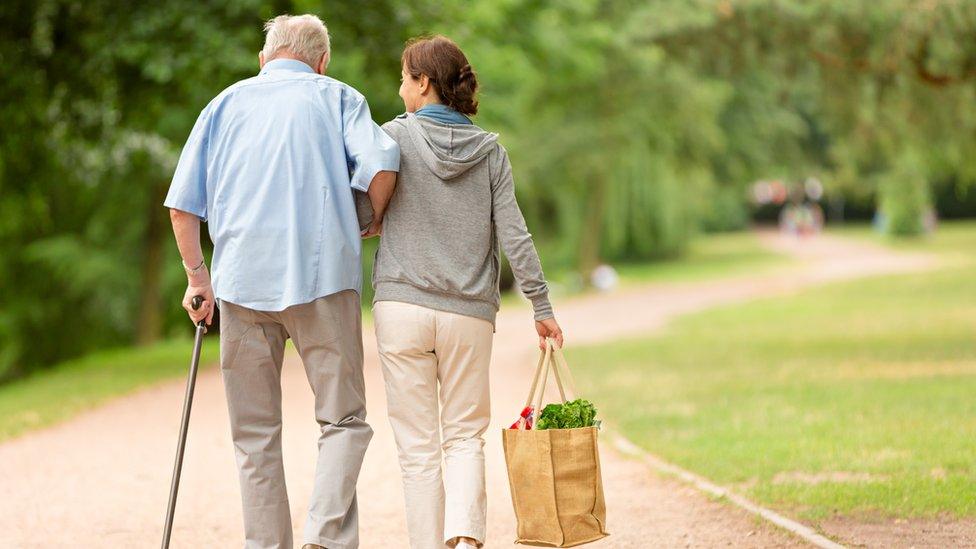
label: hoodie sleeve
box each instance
[490,146,554,321]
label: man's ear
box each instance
[317,52,330,75]
[259,51,266,69]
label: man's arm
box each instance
[170,209,215,327]
[164,100,215,326]
[362,170,397,237]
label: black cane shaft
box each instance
[162,305,206,548]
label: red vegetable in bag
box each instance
[509,405,534,429]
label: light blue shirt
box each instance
[164,59,399,311]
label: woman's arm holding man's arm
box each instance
[362,170,397,237]
[343,93,400,237]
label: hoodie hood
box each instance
[397,113,499,180]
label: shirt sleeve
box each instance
[163,104,213,221]
[342,91,400,192]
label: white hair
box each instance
[262,14,331,69]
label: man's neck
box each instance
[270,52,305,63]
[265,53,319,74]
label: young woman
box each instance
[371,35,563,549]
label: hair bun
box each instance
[402,35,479,115]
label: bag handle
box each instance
[550,341,580,399]
[522,338,578,430]
[526,340,565,408]
[523,344,549,410]
[530,342,554,429]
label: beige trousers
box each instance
[219,290,373,549]
[373,301,494,549]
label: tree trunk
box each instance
[577,175,609,280]
[136,180,167,345]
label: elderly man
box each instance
[164,14,398,549]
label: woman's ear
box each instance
[419,74,430,96]
[258,51,265,69]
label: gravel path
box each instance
[0,232,937,548]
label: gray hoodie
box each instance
[368,113,553,324]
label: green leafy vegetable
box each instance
[535,399,598,430]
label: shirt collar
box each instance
[415,104,473,125]
[260,58,316,75]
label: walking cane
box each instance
[161,295,206,549]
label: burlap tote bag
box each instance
[502,339,609,547]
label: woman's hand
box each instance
[535,317,564,350]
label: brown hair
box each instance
[402,35,478,115]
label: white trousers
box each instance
[373,301,494,549]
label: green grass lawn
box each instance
[569,221,976,520]
[0,338,219,442]
[829,220,976,266]
[611,230,788,286]
[496,229,790,310]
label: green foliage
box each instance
[453,0,727,266]
[878,156,932,236]
[0,0,268,378]
[699,186,751,233]
[536,398,597,430]
[5,1,976,379]
[0,0,429,379]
